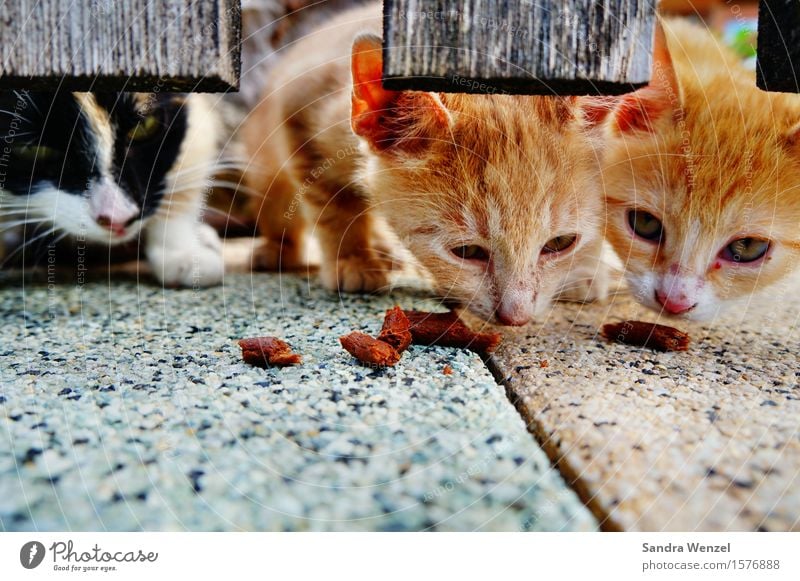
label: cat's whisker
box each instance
[154,204,240,221]
[169,159,249,178]
[1,226,58,267]
[0,108,32,123]
[201,207,237,219]
[162,181,263,199]
[171,174,253,189]
[605,287,632,299]
[169,168,239,182]
[203,181,263,196]
[369,248,396,258]
[24,230,72,271]
[14,90,42,116]
[154,197,218,210]
[160,179,242,193]
[38,230,70,253]
[0,218,46,232]
[207,180,260,193]
[0,131,36,139]
[554,281,590,294]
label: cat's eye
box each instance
[628,209,663,242]
[720,237,770,264]
[12,144,61,162]
[451,245,489,261]
[541,234,578,255]
[127,114,161,142]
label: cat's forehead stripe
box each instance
[73,93,113,172]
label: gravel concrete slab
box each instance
[0,271,594,531]
[492,284,800,531]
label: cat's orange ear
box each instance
[579,96,620,129]
[351,33,451,151]
[784,121,800,152]
[612,20,678,134]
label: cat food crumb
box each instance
[377,306,413,353]
[340,331,401,367]
[238,337,302,367]
[540,360,549,368]
[339,307,502,368]
[402,310,502,353]
[601,321,690,352]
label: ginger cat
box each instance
[243,2,608,325]
[602,19,800,319]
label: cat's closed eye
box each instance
[541,234,578,255]
[720,237,771,264]
[11,144,62,163]
[451,245,490,261]
[628,209,663,242]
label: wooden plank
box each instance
[0,0,241,92]
[756,0,800,93]
[382,0,658,95]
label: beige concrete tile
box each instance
[491,288,800,531]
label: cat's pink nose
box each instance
[655,291,696,315]
[496,310,530,326]
[495,294,533,326]
[96,215,132,237]
[89,178,139,236]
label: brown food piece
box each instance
[238,336,302,367]
[377,306,413,353]
[443,365,453,375]
[539,360,549,368]
[402,310,502,353]
[601,321,690,352]
[340,331,401,367]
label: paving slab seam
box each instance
[483,354,623,532]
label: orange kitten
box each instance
[243,3,608,325]
[601,19,800,320]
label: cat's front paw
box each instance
[557,272,609,304]
[372,236,406,273]
[320,255,391,293]
[252,237,305,272]
[148,224,225,288]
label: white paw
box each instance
[195,222,223,252]
[556,240,613,304]
[148,224,224,287]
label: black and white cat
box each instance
[0,90,225,287]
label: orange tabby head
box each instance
[602,19,800,320]
[351,34,605,325]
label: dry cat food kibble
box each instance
[376,306,413,353]
[238,337,302,367]
[339,331,402,367]
[339,307,503,367]
[601,321,690,352]
[403,310,502,353]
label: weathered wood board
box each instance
[382,0,658,95]
[756,0,800,93]
[0,0,241,92]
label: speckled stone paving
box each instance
[0,270,594,531]
[492,284,800,531]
